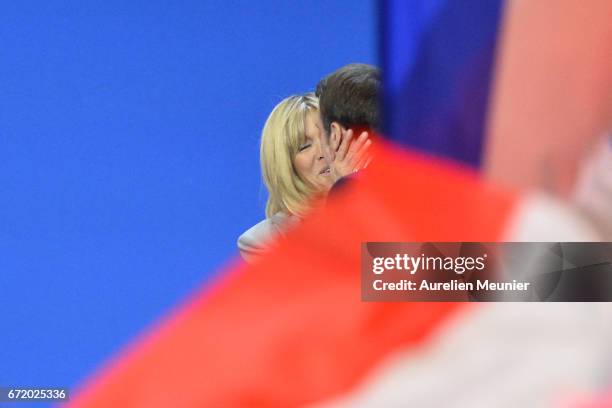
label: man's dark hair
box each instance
[315,63,381,134]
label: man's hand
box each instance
[328,128,372,183]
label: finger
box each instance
[355,149,373,171]
[345,132,370,163]
[355,135,372,156]
[354,155,367,171]
[336,128,354,161]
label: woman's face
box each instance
[293,110,333,192]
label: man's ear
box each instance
[330,122,342,151]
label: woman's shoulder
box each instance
[237,213,297,262]
[238,215,283,245]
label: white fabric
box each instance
[573,135,612,240]
[312,194,611,408]
[237,212,298,263]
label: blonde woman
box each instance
[237,93,333,262]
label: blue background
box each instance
[0,0,375,393]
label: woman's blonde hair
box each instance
[261,93,320,218]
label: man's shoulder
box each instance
[330,173,360,195]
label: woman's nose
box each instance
[314,141,324,160]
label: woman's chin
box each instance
[321,181,335,193]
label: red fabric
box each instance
[69,143,517,407]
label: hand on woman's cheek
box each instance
[328,126,373,183]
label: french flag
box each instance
[68,0,612,406]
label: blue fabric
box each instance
[382,0,504,167]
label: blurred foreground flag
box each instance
[382,0,503,168]
[68,143,612,407]
[69,0,612,407]
[384,0,612,196]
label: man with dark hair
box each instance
[315,63,381,182]
[316,63,381,134]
